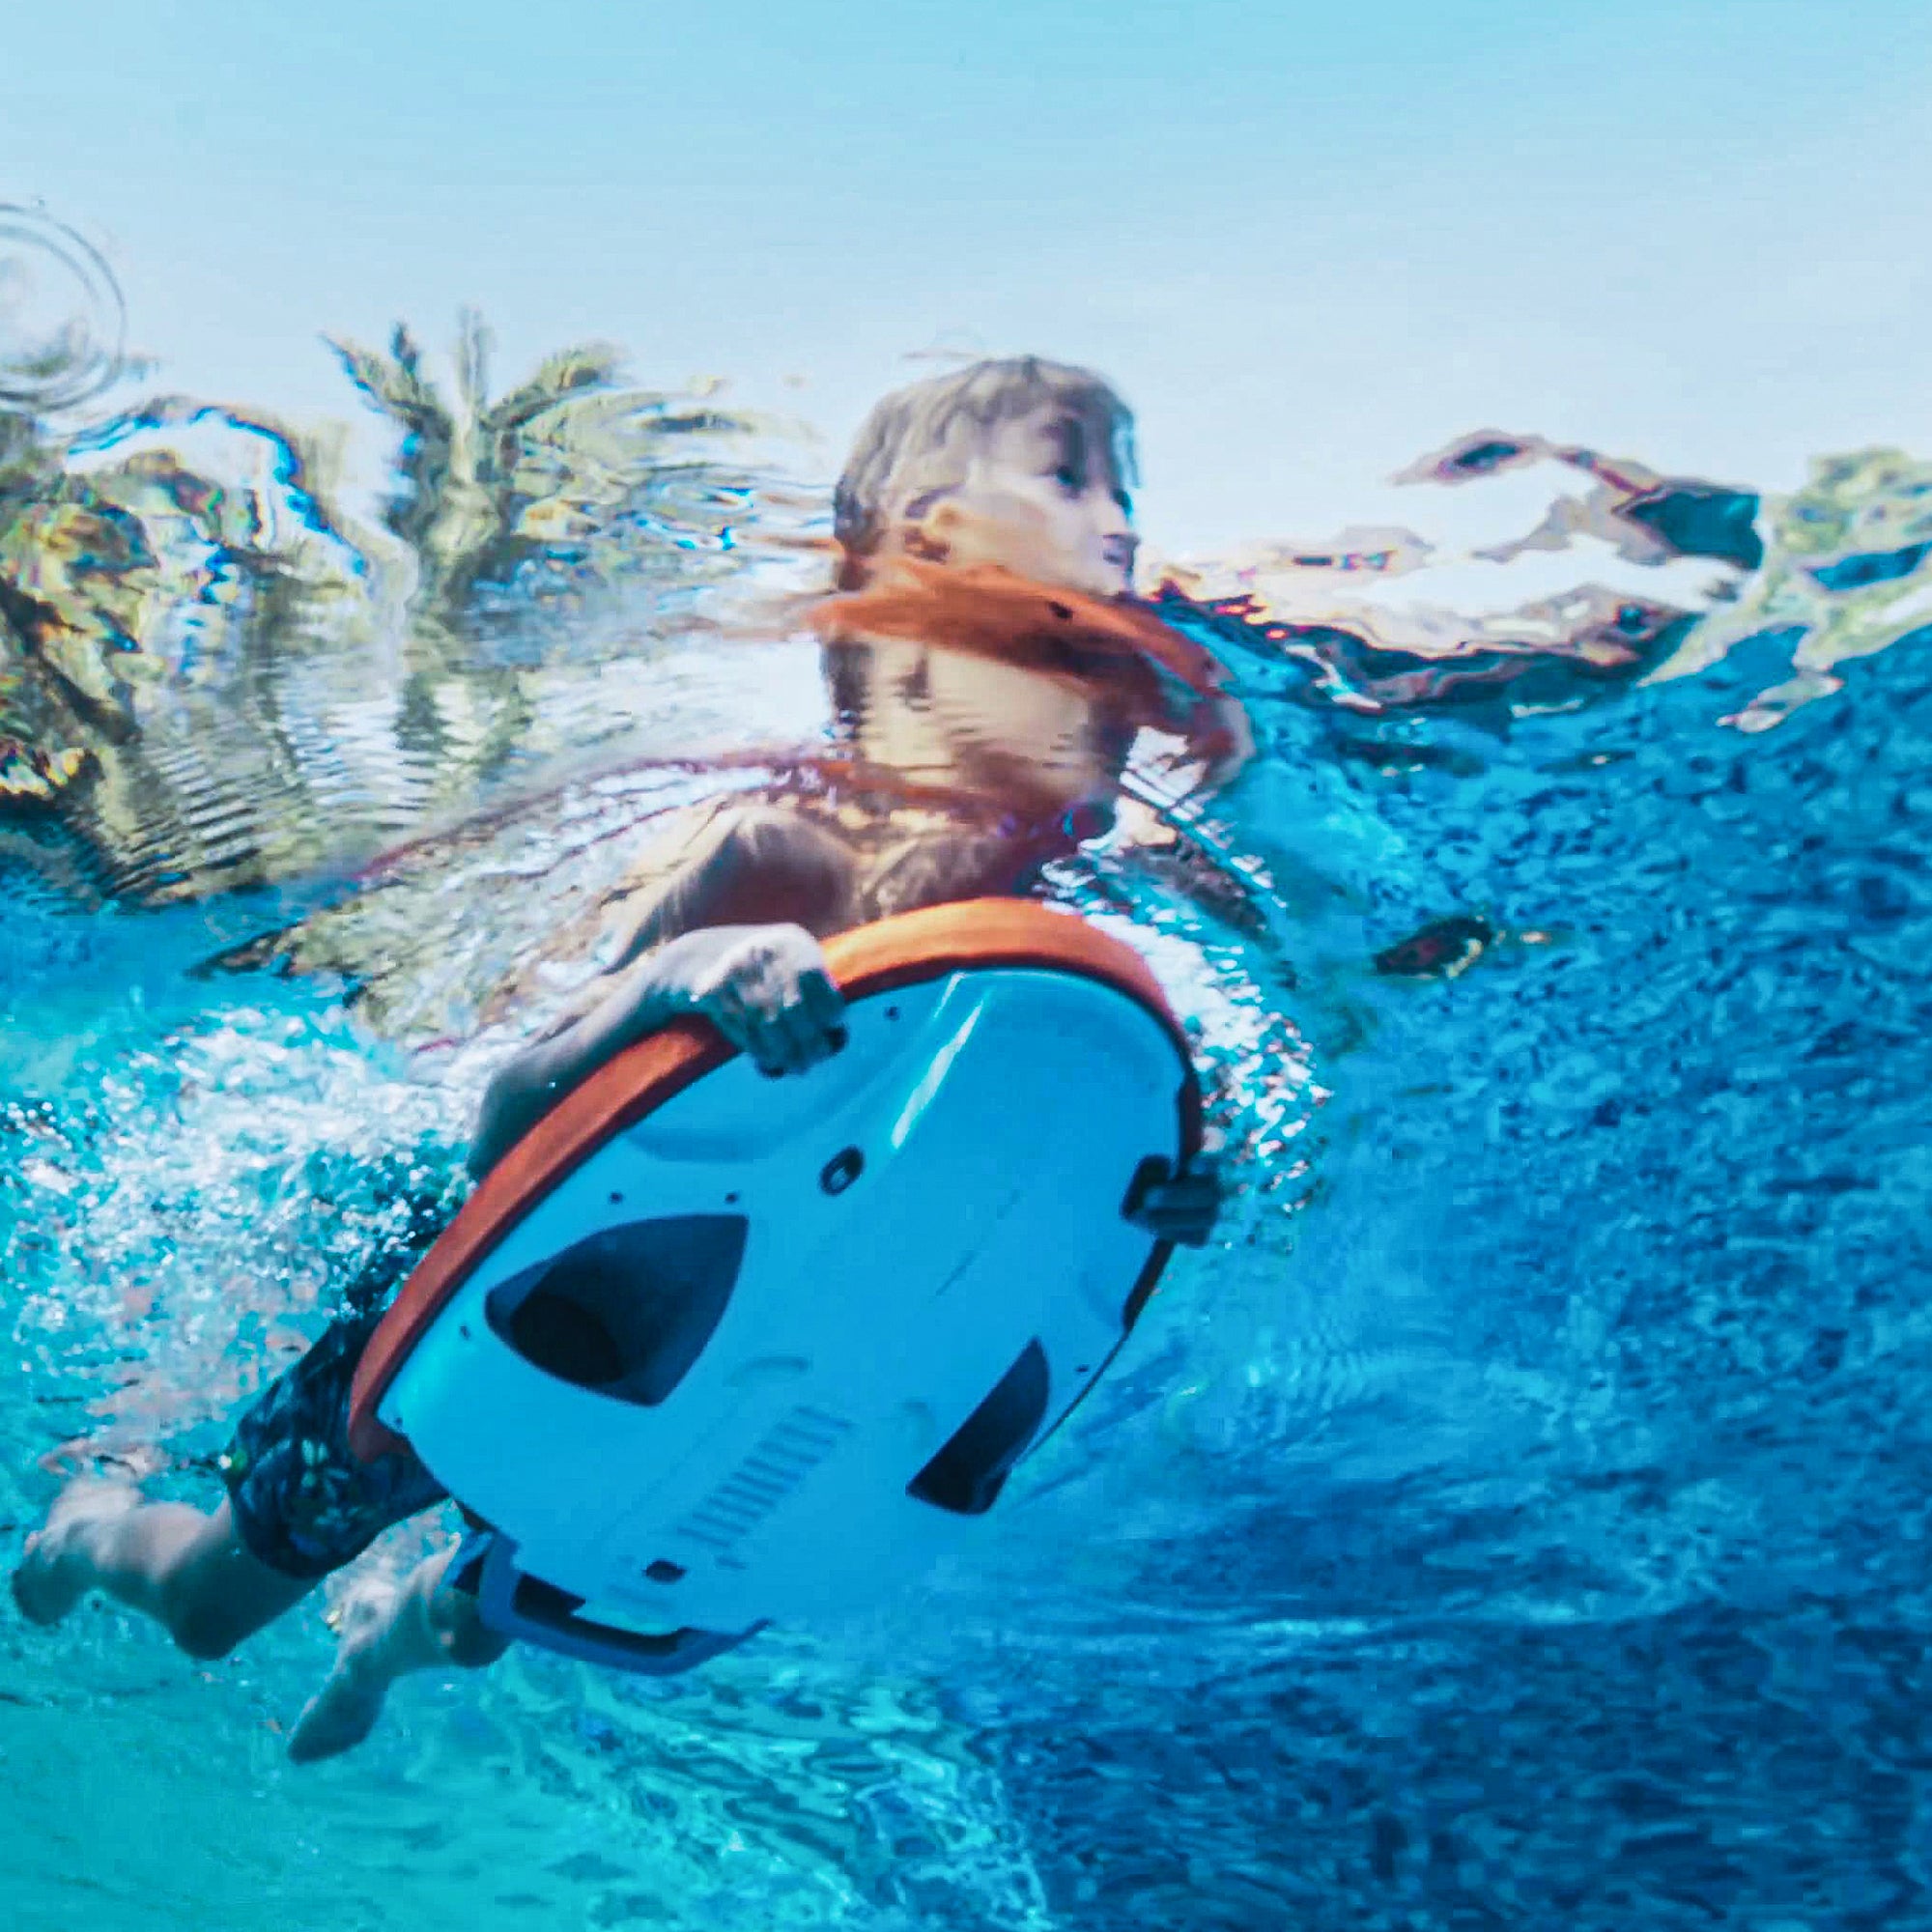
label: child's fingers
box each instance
[763,997,828,1073]
[798,967,846,1033]
[703,984,788,1073]
[746,989,815,1073]
[748,982,845,1076]
[779,968,847,1065]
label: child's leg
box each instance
[469,805,862,1173]
[14,1308,447,1685]
[13,1484,310,1659]
[289,1539,509,1764]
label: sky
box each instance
[3,0,1930,553]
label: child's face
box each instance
[899,405,1138,597]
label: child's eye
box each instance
[1114,490,1133,517]
[1054,466,1083,495]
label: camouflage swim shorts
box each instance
[218,1306,448,1581]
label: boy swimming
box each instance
[12,356,1243,1759]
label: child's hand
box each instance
[1125,1157,1222,1248]
[652,924,849,1077]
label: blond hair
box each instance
[832,356,1137,584]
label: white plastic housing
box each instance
[382,966,1187,1647]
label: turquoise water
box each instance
[5,200,1932,1931]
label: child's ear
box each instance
[924,493,1056,575]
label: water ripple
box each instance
[0,204,127,412]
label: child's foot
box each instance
[287,1577,403,1764]
[11,1480,141,1627]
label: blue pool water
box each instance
[5,214,1932,1929]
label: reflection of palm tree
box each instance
[324,312,771,824]
[0,312,781,902]
[329,310,762,632]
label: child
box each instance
[13,356,1242,1759]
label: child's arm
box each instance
[1181,686,1255,796]
[469,806,859,1176]
[477,919,1223,1243]
[467,798,1223,1245]
[469,923,846,1176]
[1111,611,1255,798]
